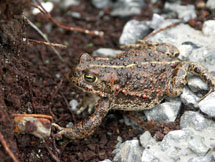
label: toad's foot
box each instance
[76,93,100,115]
[54,98,110,140]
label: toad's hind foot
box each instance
[189,62,215,101]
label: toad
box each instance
[53,40,214,139]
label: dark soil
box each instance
[0,0,213,161]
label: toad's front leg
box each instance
[53,98,110,140]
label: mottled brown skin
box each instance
[54,40,215,140]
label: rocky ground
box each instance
[0,0,215,161]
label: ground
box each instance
[0,0,213,161]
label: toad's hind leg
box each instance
[189,62,215,101]
[167,62,215,100]
[167,63,189,97]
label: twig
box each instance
[33,1,104,37]
[44,143,60,162]
[28,39,67,48]
[23,15,64,61]
[51,79,63,102]
[0,132,19,162]
[144,21,181,40]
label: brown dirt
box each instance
[0,0,213,161]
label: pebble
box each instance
[119,20,151,45]
[188,135,209,156]
[92,48,122,57]
[69,99,79,112]
[144,98,181,122]
[60,0,80,8]
[199,92,215,117]
[164,3,196,22]
[91,0,111,9]
[110,0,144,17]
[188,76,209,92]
[99,159,112,162]
[139,131,156,148]
[180,111,214,131]
[206,0,215,11]
[180,86,199,109]
[202,20,215,37]
[113,139,143,162]
[32,2,54,15]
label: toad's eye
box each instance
[84,73,97,83]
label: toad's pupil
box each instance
[84,73,96,83]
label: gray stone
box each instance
[69,99,79,112]
[188,76,209,92]
[202,20,215,37]
[111,0,144,17]
[146,23,215,72]
[60,0,80,8]
[91,0,111,9]
[119,20,151,45]
[180,111,214,131]
[67,11,81,19]
[139,127,215,162]
[206,0,215,11]
[164,3,196,22]
[123,115,140,129]
[92,48,122,57]
[144,99,181,122]
[166,0,181,2]
[188,136,209,156]
[113,139,143,162]
[66,122,73,128]
[99,159,112,162]
[150,14,179,30]
[188,155,213,162]
[139,131,156,148]
[180,87,199,109]
[199,92,215,117]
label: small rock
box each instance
[91,0,111,9]
[67,11,81,19]
[188,76,209,92]
[146,23,215,72]
[119,20,151,45]
[69,99,79,112]
[199,92,215,117]
[113,140,143,162]
[166,0,181,2]
[164,3,196,22]
[139,131,156,148]
[32,2,54,15]
[150,14,179,30]
[99,160,112,162]
[188,155,213,162]
[144,99,181,122]
[92,48,122,57]
[180,111,214,131]
[202,20,215,36]
[123,115,140,129]
[206,0,215,11]
[60,0,80,8]
[111,0,144,17]
[188,136,209,156]
[180,87,199,109]
[141,150,159,162]
[66,122,73,128]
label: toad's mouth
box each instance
[73,81,109,98]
